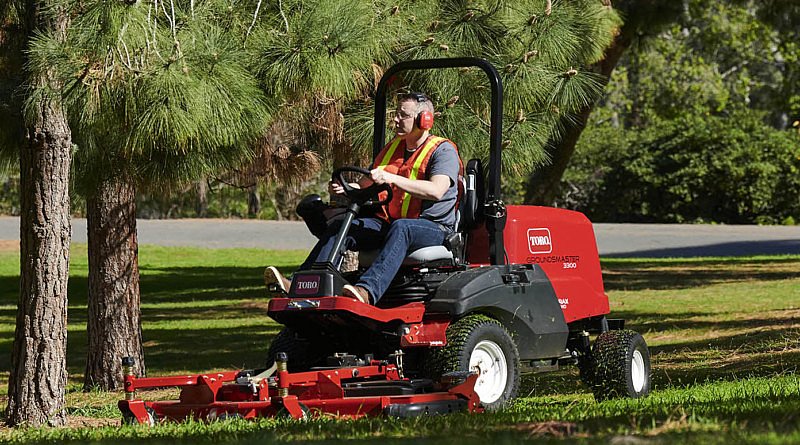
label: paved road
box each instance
[1,216,798,257]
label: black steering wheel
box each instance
[332,166,393,207]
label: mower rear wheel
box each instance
[427,314,519,411]
[588,329,651,402]
[266,328,324,372]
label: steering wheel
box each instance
[332,166,393,207]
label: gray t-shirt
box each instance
[412,141,460,231]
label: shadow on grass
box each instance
[0,325,286,382]
[0,264,293,379]
[602,258,799,292]
[0,264,296,307]
[615,311,799,334]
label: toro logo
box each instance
[294,275,320,295]
[527,228,553,254]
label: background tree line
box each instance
[542,0,800,224]
[1,0,619,426]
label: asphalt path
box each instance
[1,216,798,257]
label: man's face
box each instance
[393,99,418,136]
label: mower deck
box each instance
[119,359,481,424]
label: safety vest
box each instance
[372,135,462,221]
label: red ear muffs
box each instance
[416,110,434,130]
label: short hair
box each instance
[399,92,434,116]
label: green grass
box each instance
[0,246,799,444]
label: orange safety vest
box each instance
[372,135,463,221]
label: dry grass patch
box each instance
[0,240,18,252]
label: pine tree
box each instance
[245,0,621,204]
[2,0,72,426]
[338,0,620,183]
[28,0,272,389]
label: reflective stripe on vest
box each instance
[399,136,445,218]
[376,137,403,169]
[372,135,455,221]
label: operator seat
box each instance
[358,158,484,267]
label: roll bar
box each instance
[372,57,506,265]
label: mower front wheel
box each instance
[428,314,519,411]
[121,406,156,426]
[266,328,324,372]
[587,329,651,402]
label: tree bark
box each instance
[525,33,631,206]
[84,172,145,390]
[196,179,208,217]
[6,2,72,428]
[247,186,261,218]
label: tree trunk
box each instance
[525,33,631,206]
[84,172,145,390]
[196,179,208,217]
[6,2,72,428]
[247,186,261,218]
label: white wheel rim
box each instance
[631,350,645,392]
[469,340,508,404]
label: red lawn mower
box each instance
[119,58,650,425]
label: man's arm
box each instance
[369,170,450,201]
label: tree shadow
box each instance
[602,257,799,291]
[604,240,800,258]
[0,264,292,379]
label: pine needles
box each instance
[18,0,622,190]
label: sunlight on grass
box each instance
[0,250,798,443]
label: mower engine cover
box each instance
[468,205,609,323]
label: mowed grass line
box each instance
[0,246,798,443]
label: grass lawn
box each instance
[0,244,798,443]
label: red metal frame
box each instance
[120,363,481,423]
[268,296,426,324]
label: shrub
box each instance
[564,110,800,224]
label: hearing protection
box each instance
[408,92,434,130]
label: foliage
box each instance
[25,0,273,193]
[0,1,24,169]
[565,110,800,224]
[555,0,800,223]
[244,0,622,178]
[0,175,18,215]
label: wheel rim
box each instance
[631,349,646,392]
[469,340,508,404]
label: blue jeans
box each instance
[298,217,447,303]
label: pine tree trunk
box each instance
[84,173,145,390]
[196,179,208,217]
[247,186,261,217]
[6,3,72,428]
[525,33,631,206]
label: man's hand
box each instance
[370,168,397,185]
[328,180,347,197]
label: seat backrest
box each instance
[457,158,485,232]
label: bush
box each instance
[564,110,800,224]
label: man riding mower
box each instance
[119,58,650,424]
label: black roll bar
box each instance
[372,57,506,265]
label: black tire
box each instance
[121,406,156,426]
[577,354,595,388]
[215,412,243,421]
[427,314,520,411]
[266,328,324,372]
[588,329,651,402]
